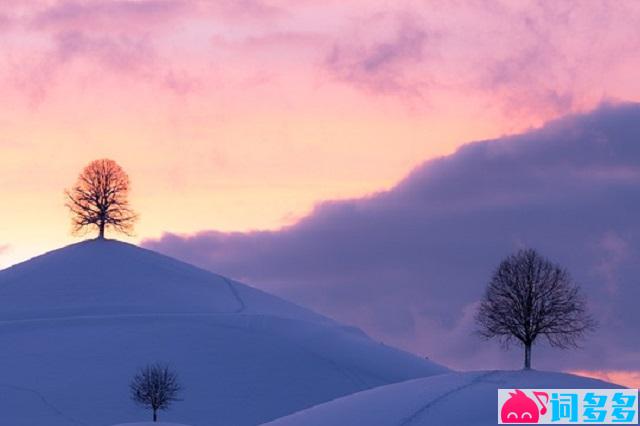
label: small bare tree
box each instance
[130,363,181,422]
[476,248,595,369]
[65,159,137,239]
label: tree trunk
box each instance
[153,408,157,422]
[524,342,532,370]
[98,221,105,239]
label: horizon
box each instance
[1,1,640,418]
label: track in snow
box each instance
[0,382,88,426]
[398,370,500,426]
[219,276,247,313]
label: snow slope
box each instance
[0,239,447,426]
[111,424,191,426]
[263,370,624,426]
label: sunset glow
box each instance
[3,1,640,267]
[2,1,640,398]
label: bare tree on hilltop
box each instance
[65,159,137,239]
[476,248,596,369]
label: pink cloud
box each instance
[0,13,11,30]
[31,0,189,32]
[206,0,283,21]
[3,0,291,104]
[322,1,640,118]
[2,0,640,129]
[242,31,327,49]
[53,30,156,73]
[325,13,437,95]
[30,0,284,31]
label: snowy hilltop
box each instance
[263,369,623,426]
[0,239,446,426]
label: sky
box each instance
[1,1,640,385]
[145,103,640,387]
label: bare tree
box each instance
[476,248,595,369]
[130,363,181,422]
[65,159,137,239]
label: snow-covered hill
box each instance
[263,370,624,426]
[0,238,329,322]
[0,239,447,426]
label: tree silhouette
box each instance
[130,363,181,422]
[476,248,595,369]
[65,159,137,239]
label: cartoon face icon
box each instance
[501,389,548,423]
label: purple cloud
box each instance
[8,1,206,103]
[144,103,640,371]
[325,13,436,95]
[323,2,640,117]
[31,0,281,29]
[7,30,159,105]
[32,0,188,30]
[30,0,185,73]
[7,0,287,104]
[53,30,156,73]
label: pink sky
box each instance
[1,0,640,386]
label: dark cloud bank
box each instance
[144,103,640,372]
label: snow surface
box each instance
[111,424,191,426]
[263,369,624,426]
[0,239,447,426]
